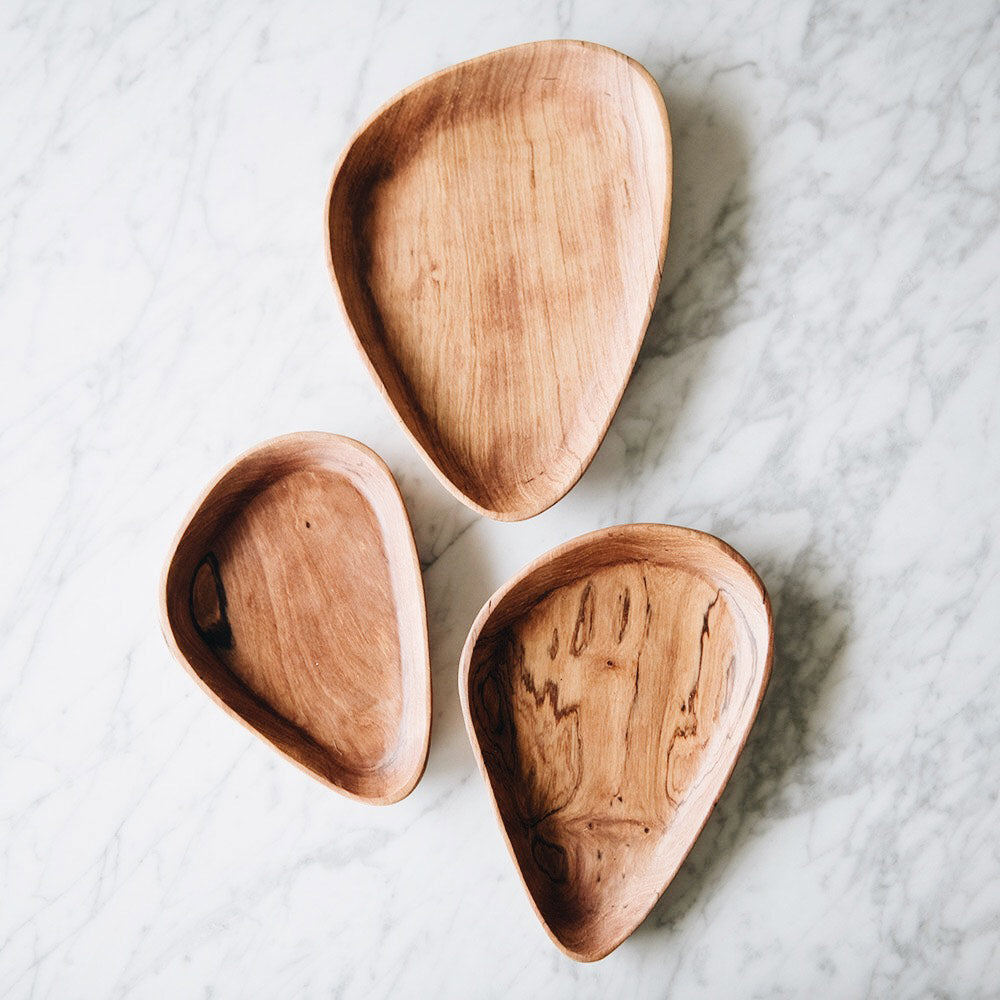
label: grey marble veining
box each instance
[1,1,998,997]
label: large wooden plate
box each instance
[326,40,671,520]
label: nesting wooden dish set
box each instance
[160,40,773,961]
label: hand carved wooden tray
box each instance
[326,40,671,520]
[460,524,772,960]
[160,433,431,805]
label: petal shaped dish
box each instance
[460,524,773,959]
[159,433,430,805]
[326,40,671,520]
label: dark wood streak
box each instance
[571,581,595,655]
[518,670,580,724]
[512,636,584,825]
[664,589,722,806]
[189,552,233,650]
[471,643,520,779]
[641,571,653,639]
[616,587,630,643]
[722,653,736,712]
[548,627,559,659]
[620,573,651,775]
[473,632,585,833]
[532,834,569,883]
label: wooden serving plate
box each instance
[326,40,672,520]
[159,433,431,805]
[460,524,772,960]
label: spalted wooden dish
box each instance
[326,40,672,520]
[160,433,430,805]
[460,524,773,960]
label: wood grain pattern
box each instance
[326,40,671,520]
[460,524,773,960]
[160,433,431,805]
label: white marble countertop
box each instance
[2,1,999,996]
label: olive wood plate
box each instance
[159,433,431,805]
[460,524,773,959]
[326,40,671,521]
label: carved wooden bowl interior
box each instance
[460,524,772,960]
[160,433,430,805]
[326,40,671,520]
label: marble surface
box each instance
[2,0,999,996]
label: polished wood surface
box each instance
[160,433,431,805]
[460,524,773,960]
[326,40,671,520]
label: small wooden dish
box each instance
[326,40,671,521]
[159,433,431,805]
[460,524,772,960]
